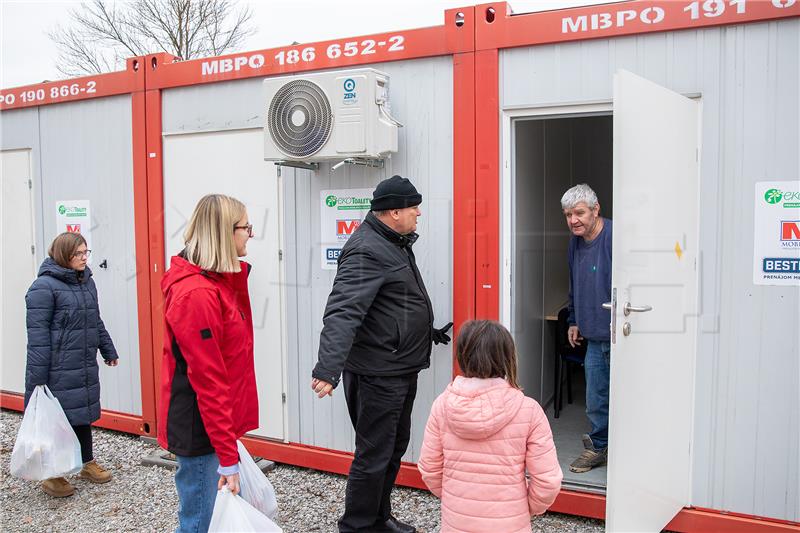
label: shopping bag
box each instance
[236,440,278,519]
[10,385,82,480]
[209,486,282,533]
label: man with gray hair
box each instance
[561,183,612,473]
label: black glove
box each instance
[432,322,454,345]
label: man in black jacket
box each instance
[312,175,452,533]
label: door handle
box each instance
[624,302,653,316]
[602,302,612,310]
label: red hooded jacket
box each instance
[157,255,258,467]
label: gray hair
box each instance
[560,184,598,210]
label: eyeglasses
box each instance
[72,250,92,259]
[234,224,254,237]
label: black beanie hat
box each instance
[370,175,422,211]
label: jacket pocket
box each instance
[52,312,70,366]
[392,318,401,353]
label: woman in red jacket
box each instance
[158,194,258,533]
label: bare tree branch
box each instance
[48,0,255,77]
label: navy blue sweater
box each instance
[567,218,612,342]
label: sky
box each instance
[0,0,617,89]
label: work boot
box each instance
[79,460,112,483]
[569,434,607,473]
[41,477,75,497]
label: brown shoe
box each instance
[569,434,608,473]
[41,477,75,497]
[79,460,112,484]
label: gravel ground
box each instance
[1,409,605,532]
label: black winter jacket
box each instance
[313,212,434,386]
[24,258,118,425]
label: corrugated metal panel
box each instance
[501,20,799,521]
[36,96,142,416]
[161,56,454,462]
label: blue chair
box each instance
[554,307,587,418]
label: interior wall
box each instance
[513,121,545,400]
[514,116,613,407]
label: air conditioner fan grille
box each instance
[267,80,332,158]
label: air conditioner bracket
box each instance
[273,160,320,171]
[330,158,385,173]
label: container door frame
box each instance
[500,103,613,329]
[0,149,37,396]
[160,126,289,442]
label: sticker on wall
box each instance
[320,189,372,270]
[55,200,92,265]
[753,181,800,286]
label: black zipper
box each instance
[404,247,434,345]
[81,283,90,411]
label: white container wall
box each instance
[500,19,799,521]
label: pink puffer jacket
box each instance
[418,377,562,533]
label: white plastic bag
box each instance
[209,486,282,533]
[237,440,278,519]
[10,385,82,480]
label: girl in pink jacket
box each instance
[418,320,563,533]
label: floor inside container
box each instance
[546,369,607,493]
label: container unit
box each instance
[1,2,798,532]
[0,59,157,436]
[125,7,476,488]
[474,2,799,531]
[156,57,456,452]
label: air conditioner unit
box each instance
[263,68,399,162]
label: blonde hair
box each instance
[183,194,246,273]
[49,232,87,269]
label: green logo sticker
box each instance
[326,195,337,207]
[58,205,66,215]
[764,189,783,204]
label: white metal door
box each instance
[1,150,37,394]
[606,70,699,532]
[162,129,286,441]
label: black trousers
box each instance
[338,371,418,533]
[71,425,93,464]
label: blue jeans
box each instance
[175,453,220,533]
[584,340,611,450]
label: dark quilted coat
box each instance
[24,257,119,425]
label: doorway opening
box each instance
[509,113,613,492]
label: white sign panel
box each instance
[320,189,372,270]
[753,181,800,286]
[56,200,92,264]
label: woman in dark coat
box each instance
[24,232,119,498]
